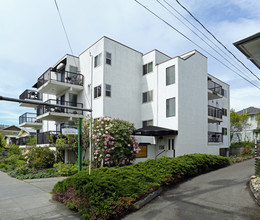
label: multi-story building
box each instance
[232,107,260,142]
[19,36,230,162]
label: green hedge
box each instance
[52,154,229,219]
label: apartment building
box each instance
[18,36,230,162]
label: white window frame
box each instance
[142,119,153,127]
[142,90,153,103]
[94,85,102,99]
[94,53,102,68]
[143,62,153,75]
[166,65,175,86]
[106,52,112,65]
[105,84,111,97]
[166,97,176,117]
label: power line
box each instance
[134,0,260,89]
[155,0,260,86]
[175,0,260,82]
[54,0,77,66]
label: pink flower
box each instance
[111,147,115,150]
[130,160,134,164]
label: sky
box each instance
[0,0,260,126]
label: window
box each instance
[143,62,153,75]
[223,89,227,97]
[94,85,102,98]
[136,144,147,158]
[222,108,227,116]
[105,84,111,97]
[69,93,77,107]
[166,65,175,85]
[94,53,102,67]
[222,127,227,136]
[166,97,176,117]
[142,90,153,103]
[106,52,112,65]
[142,119,153,127]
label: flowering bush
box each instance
[92,117,140,167]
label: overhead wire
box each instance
[175,0,260,82]
[53,0,91,107]
[134,0,260,89]
[155,0,260,86]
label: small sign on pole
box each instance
[61,127,78,135]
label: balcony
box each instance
[19,113,42,129]
[36,68,84,95]
[208,79,224,100]
[36,99,84,122]
[19,89,42,108]
[37,131,61,145]
[208,132,223,143]
[208,105,223,123]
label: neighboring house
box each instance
[232,107,259,142]
[18,36,230,162]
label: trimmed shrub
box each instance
[52,154,229,219]
[54,162,78,176]
[27,146,55,169]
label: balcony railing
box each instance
[37,99,83,116]
[37,131,61,145]
[19,112,42,125]
[19,89,42,101]
[37,68,83,88]
[208,79,224,96]
[208,106,223,119]
[208,132,223,143]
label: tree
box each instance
[230,109,250,142]
[0,133,6,154]
[92,117,140,167]
[253,109,260,138]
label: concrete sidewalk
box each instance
[0,171,81,220]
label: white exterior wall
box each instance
[177,52,208,156]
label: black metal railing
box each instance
[208,79,224,96]
[208,132,223,143]
[37,99,83,116]
[19,89,42,101]
[37,131,61,145]
[37,68,83,88]
[19,112,42,125]
[208,105,223,119]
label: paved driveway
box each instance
[124,159,260,220]
[0,172,81,220]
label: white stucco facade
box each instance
[20,36,230,162]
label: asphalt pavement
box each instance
[124,159,260,220]
[0,172,81,220]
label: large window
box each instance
[94,85,102,98]
[143,62,153,75]
[166,97,176,117]
[142,119,153,127]
[166,65,175,85]
[105,84,111,97]
[94,53,102,68]
[142,90,153,103]
[106,52,112,65]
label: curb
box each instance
[249,181,260,204]
[134,187,163,209]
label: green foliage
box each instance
[7,144,22,157]
[27,146,55,169]
[8,163,60,180]
[93,117,139,167]
[230,109,250,142]
[26,136,36,146]
[0,133,6,153]
[54,162,78,176]
[52,154,229,219]
[230,141,254,148]
[241,145,253,155]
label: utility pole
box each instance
[0,96,92,173]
